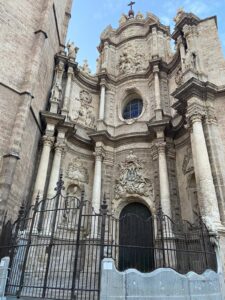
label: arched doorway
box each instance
[119,202,154,272]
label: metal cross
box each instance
[128,1,135,10]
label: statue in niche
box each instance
[115,151,154,200]
[50,82,62,103]
[182,147,194,175]
[66,41,79,61]
[175,67,183,86]
[61,184,81,228]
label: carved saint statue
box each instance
[50,82,61,103]
[136,11,144,20]
[66,41,79,61]
[174,7,185,23]
[119,14,127,26]
[80,59,91,74]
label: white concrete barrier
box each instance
[100,258,225,300]
[0,257,10,300]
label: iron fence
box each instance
[0,176,217,300]
[103,210,217,275]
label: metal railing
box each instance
[0,177,217,299]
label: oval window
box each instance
[122,99,143,120]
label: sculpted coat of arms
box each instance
[115,151,154,200]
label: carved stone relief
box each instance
[182,147,194,175]
[114,151,154,200]
[118,43,148,75]
[66,157,89,185]
[175,67,184,86]
[71,90,96,129]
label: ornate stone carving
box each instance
[80,59,91,74]
[114,151,154,200]
[95,146,105,161]
[66,157,89,184]
[119,14,127,26]
[173,7,185,24]
[175,67,184,86]
[80,90,92,104]
[50,82,62,103]
[186,100,206,124]
[118,44,148,75]
[182,147,194,175]
[71,90,96,129]
[66,41,79,61]
[136,11,144,20]
[42,135,54,147]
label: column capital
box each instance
[94,147,105,161]
[67,66,74,75]
[42,135,55,147]
[100,78,107,87]
[54,142,66,153]
[186,100,205,124]
[155,140,166,154]
[153,65,160,73]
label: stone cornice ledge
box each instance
[89,130,152,146]
[172,78,218,101]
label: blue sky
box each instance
[67,0,225,73]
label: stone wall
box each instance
[0,0,73,220]
[197,17,225,86]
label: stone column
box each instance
[32,135,54,200]
[91,145,105,237]
[46,142,65,199]
[156,140,172,218]
[187,102,221,227]
[61,66,73,118]
[45,142,65,233]
[203,104,225,224]
[99,82,106,120]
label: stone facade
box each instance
[1,2,225,285]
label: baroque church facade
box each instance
[1,0,225,298]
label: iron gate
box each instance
[1,176,106,300]
[0,177,217,300]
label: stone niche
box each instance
[176,141,199,223]
[62,148,95,205]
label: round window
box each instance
[122,99,143,120]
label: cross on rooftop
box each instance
[128,1,135,10]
